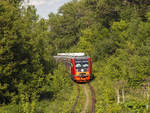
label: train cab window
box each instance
[75,59,89,72]
[83,63,88,68]
[75,63,81,68]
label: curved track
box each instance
[70,83,95,113]
[88,83,96,113]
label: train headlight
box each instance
[81,69,84,72]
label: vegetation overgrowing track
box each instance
[70,84,80,113]
[70,83,95,113]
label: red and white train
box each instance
[54,53,93,83]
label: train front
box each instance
[71,57,93,83]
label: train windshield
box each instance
[75,59,89,72]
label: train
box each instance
[54,53,94,83]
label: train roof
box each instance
[73,56,90,59]
[54,56,90,59]
[57,53,85,56]
[53,53,90,61]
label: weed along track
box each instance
[70,84,80,113]
[70,83,95,113]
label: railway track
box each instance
[70,84,80,113]
[88,83,96,113]
[70,83,95,113]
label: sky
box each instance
[24,0,72,19]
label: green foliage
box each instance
[0,1,55,111]
[124,101,146,113]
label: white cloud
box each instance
[25,0,71,18]
[29,0,46,6]
[27,0,64,6]
[28,0,71,7]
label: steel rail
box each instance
[88,83,96,113]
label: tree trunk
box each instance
[116,88,120,104]
[147,84,150,111]
[122,87,125,103]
